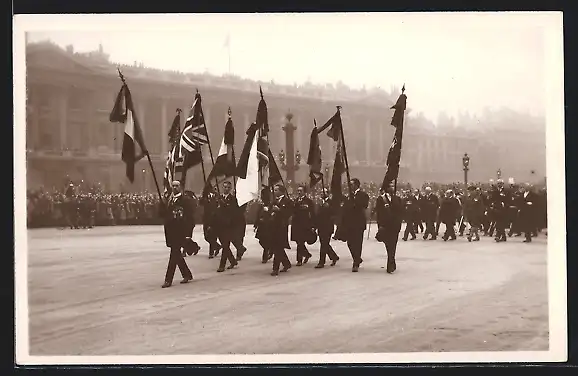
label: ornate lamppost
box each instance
[279,111,301,186]
[462,153,470,185]
[142,168,146,192]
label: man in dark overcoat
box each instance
[315,189,339,268]
[162,180,194,288]
[342,178,369,272]
[290,184,316,266]
[269,184,293,276]
[375,184,403,273]
[215,181,240,272]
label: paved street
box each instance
[26,225,548,356]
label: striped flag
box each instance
[109,84,147,183]
[180,93,209,169]
[207,108,236,182]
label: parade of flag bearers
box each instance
[102,74,548,287]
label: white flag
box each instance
[235,131,259,206]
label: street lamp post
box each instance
[142,169,146,192]
[462,153,470,185]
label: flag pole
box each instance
[336,106,353,197]
[229,107,238,190]
[195,89,219,195]
[117,68,164,204]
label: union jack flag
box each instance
[180,96,209,154]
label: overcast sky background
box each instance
[24,13,555,121]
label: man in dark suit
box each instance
[375,184,403,273]
[216,180,240,272]
[519,184,538,243]
[200,185,221,259]
[269,184,293,276]
[402,191,419,241]
[315,189,339,268]
[343,178,369,272]
[291,184,316,266]
[421,186,439,240]
[162,180,194,288]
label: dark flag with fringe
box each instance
[381,85,407,191]
[307,124,323,188]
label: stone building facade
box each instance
[25,41,546,193]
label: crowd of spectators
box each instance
[27,179,546,229]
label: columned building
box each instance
[25,41,546,193]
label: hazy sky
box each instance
[23,13,558,120]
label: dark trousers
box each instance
[231,238,247,258]
[443,221,456,239]
[403,219,416,239]
[296,242,312,263]
[318,234,338,265]
[424,219,436,239]
[495,214,508,240]
[458,220,466,235]
[414,220,424,233]
[204,224,221,255]
[347,230,364,266]
[272,247,291,272]
[165,245,192,283]
[217,234,238,269]
[384,233,399,270]
[259,240,271,261]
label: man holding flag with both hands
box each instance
[110,68,408,286]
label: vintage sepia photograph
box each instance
[14,12,567,365]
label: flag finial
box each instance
[336,105,342,112]
[401,84,406,94]
[259,86,264,99]
[117,67,126,85]
[228,107,232,117]
[176,108,182,114]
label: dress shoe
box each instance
[296,261,303,267]
[330,259,338,266]
[180,277,193,284]
[411,236,416,240]
[271,270,279,276]
[217,267,225,273]
[261,259,267,264]
[304,255,311,264]
[387,260,397,274]
[281,265,291,272]
[352,265,359,272]
[161,282,172,288]
[209,254,214,259]
[227,263,237,270]
[402,237,407,241]
[523,239,532,243]
[314,264,324,269]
